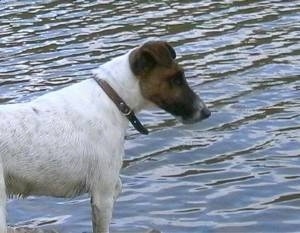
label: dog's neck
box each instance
[94,51,148,113]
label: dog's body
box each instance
[0,41,210,233]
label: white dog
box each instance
[0,41,210,233]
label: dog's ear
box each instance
[129,48,156,76]
[165,42,176,59]
[129,41,177,76]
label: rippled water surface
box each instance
[1,1,300,232]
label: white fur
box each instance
[0,51,146,233]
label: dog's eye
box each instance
[171,72,185,86]
[172,77,183,86]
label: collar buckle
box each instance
[119,102,132,116]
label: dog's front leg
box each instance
[91,178,119,233]
[91,194,114,233]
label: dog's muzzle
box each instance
[200,107,211,119]
[177,99,211,124]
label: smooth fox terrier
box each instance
[0,41,210,233]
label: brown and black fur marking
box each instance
[129,41,210,123]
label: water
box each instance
[1,0,300,232]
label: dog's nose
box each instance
[201,107,211,119]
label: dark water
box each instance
[1,1,300,233]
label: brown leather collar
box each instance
[93,77,149,135]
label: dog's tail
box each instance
[0,161,7,233]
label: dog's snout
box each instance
[201,107,211,119]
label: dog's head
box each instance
[129,41,211,124]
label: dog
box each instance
[0,41,210,233]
